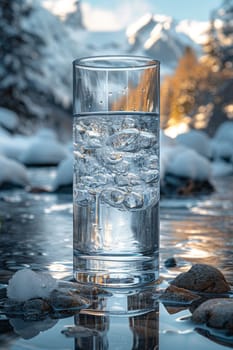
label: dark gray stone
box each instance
[164,257,177,268]
[161,285,200,304]
[192,298,233,331]
[49,289,91,310]
[171,264,231,293]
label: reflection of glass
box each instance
[73,55,160,288]
[74,313,109,349]
[130,310,159,350]
[74,308,159,350]
[9,317,57,339]
[73,287,159,349]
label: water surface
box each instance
[0,169,232,349]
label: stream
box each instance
[0,169,232,350]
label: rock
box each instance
[192,298,233,331]
[4,298,51,318]
[171,264,231,293]
[23,299,51,316]
[49,289,91,311]
[26,186,51,193]
[160,174,214,197]
[164,257,177,268]
[61,325,99,338]
[53,184,72,194]
[161,285,200,304]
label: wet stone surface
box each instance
[171,264,231,293]
[161,284,200,305]
[192,298,233,332]
[2,287,91,320]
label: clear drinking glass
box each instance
[73,55,160,288]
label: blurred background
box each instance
[0,0,232,139]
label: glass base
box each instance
[73,253,159,289]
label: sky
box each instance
[43,0,221,31]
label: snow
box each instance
[176,20,210,45]
[213,121,233,145]
[210,139,233,161]
[20,2,205,111]
[0,125,10,137]
[211,160,233,177]
[0,107,19,131]
[176,130,212,159]
[0,128,68,165]
[7,269,57,302]
[19,128,68,165]
[22,1,89,109]
[167,148,211,181]
[53,154,73,190]
[0,134,32,160]
[0,155,30,187]
[126,13,203,71]
[211,122,233,162]
[160,130,211,181]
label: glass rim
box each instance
[73,55,160,71]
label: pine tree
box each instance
[0,0,45,128]
[161,0,233,134]
[161,46,203,127]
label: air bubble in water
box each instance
[139,131,157,149]
[101,188,125,207]
[141,170,159,184]
[122,118,135,129]
[74,189,91,206]
[107,129,139,152]
[144,155,159,169]
[124,192,143,210]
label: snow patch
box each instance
[0,107,19,131]
[0,155,29,187]
[211,160,233,177]
[214,121,233,145]
[210,139,233,161]
[167,148,211,181]
[0,135,32,160]
[20,128,68,165]
[7,269,57,302]
[53,154,73,190]
[176,130,212,159]
[161,130,211,181]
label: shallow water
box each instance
[0,169,232,349]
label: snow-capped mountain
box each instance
[0,0,210,134]
[176,20,210,45]
[126,14,205,70]
[25,3,208,99]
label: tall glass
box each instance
[73,55,160,288]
